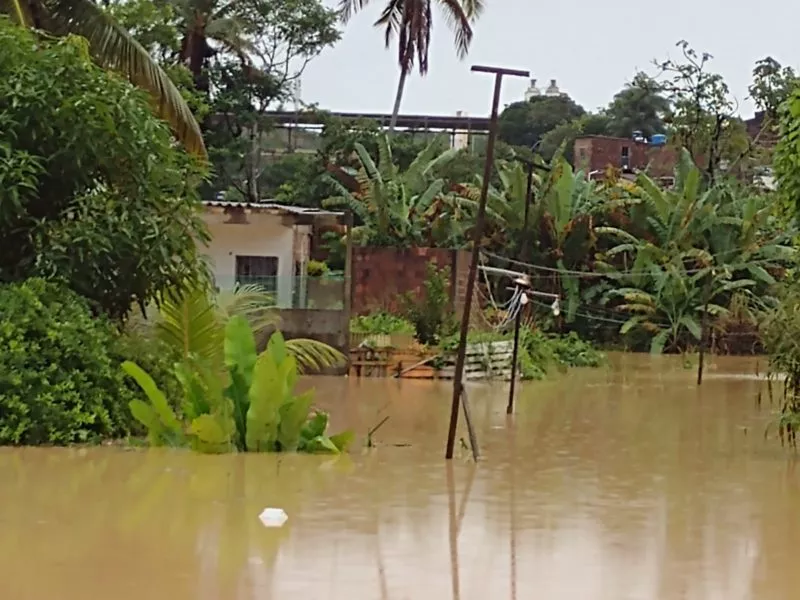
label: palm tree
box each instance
[170,0,251,89]
[3,0,206,156]
[339,0,484,132]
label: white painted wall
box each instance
[201,211,295,308]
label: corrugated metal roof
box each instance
[201,200,343,217]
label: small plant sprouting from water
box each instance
[123,316,353,454]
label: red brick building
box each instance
[574,135,680,183]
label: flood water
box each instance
[2,353,799,600]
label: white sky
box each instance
[301,0,800,119]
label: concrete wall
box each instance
[273,309,350,374]
[352,247,470,316]
[202,211,295,307]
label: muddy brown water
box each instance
[1,353,799,600]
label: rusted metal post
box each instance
[506,161,535,414]
[445,65,529,460]
[697,271,713,386]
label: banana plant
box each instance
[322,134,461,247]
[607,259,757,354]
[123,315,353,454]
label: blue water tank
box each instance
[651,134,667,146]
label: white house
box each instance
[200,200,344,309]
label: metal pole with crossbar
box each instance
[445,65,529,460]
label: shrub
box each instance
[112,331,183,415]
[403,262,456,345]
[0,279,137,445]
[350,312,415,335]
[306,260,329,277]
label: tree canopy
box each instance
[0,17,209,319]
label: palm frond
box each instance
[44,0,206,157]
[435,0,473,58]
[215,283,280,338]
[285,338,346,373]
[338,0,371,23]
[157,286,223,363]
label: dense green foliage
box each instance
[402,263,457,345]
[761,285,800,445]
[0,279,136,445]
[0,19,209,319]
[125,316,353,454]
[350,313,415,335]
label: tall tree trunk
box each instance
[389,68,408,135]
[247,121,260,203]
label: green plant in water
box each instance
[123,316,353,454]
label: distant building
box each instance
[524,79,541,101]
[200,200,344,309]
[574,134,678,184]
[524,78,565,101]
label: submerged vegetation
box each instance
[124,316,352,454]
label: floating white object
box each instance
[258,508,288,528]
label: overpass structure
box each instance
[264,110,491,152]
[267,110,491,132]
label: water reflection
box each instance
[1,354,799,599]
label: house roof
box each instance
[201,200,343,218]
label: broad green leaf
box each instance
[174,361,211,420]
[189,414,233,454]
[304,435,340,454]
[245,353,283,452]
[620,316,645,335]
[224,315,258,378]
[747,265,776,285]
[329,430,355,452]
[650,329,670,355]
[277,390,314,451]
[267,330,288,366]
[224,315,258,450]
[122,360,181,434]
[680,315,702,340]
[128,399,164,446]
[190,414,230,445]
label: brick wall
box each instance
[352,247,471,316]
[575,135,681,179]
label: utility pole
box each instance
[506,155,549,414]
[445,65,529,460]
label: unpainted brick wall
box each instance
[352,247,471,316]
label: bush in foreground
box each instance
[0,279,137,445]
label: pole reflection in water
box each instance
[507,414,517,600]
[446,462,461,600]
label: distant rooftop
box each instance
[202,200,343,219]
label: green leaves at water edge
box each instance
[122,360,183,447]
[224,315,258,451]
[189,414,234,454]
[278,390,314,451]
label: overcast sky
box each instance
[300,0,799,119]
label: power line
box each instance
[481,248,788,279]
